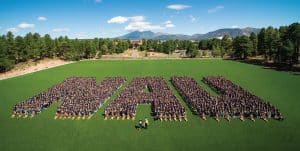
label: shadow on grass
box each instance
[224,58,300,74]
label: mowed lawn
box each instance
[0,59,299,151]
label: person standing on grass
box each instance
[138,119,143,130]
[144,118,149,129]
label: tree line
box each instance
[139,39,199,57]
[139,22,299,64]
[198,22,299,65]
[0,32,130,72]
[0,22,298,72]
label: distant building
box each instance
[130,39,144,49]
[112,41,119,46]
[174,49,187,57]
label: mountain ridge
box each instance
[119,27,260,40]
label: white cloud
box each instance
[37,16,47,21]
[76,32,89,39]
[52,28,70,32]
[109,15,174,31]
[18,23,35,29]
[107,16,145,24]
[7,27,18,33]
[231,25,239,28]
[165,21,172,24]
[165,24,175,28]
[6,22,35,33]
[129,16,145,22]
[167,4,191,10]
[189,15,196,23]
[124,19,175,31]
[107,16,129,24]
[208,5,224,13]
[125,21,164,31]
[164,20,175,28]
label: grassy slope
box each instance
[0,59,299,151]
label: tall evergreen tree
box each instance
[233,36,252,59]
[14,36,26,63]
[221,35,232,57]
[43,34,55,58]
[287,23,300,64]
[249,32,258,56]
[258,28,268,58]
[186,42,198,58]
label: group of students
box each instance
[172,76,283,122]
[55,77,125,119]
[12,75,283,122]
[104,77,187,121]
[12,77,126,119]
[12,79,65,118]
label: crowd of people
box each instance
[13,75,283,122]
[56,77,126,119]
[12,77,126,119]
[12,79,65,118]
[104,77,186,121]
[172,76,283,122]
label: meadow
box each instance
[0,59,299,151]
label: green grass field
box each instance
[0,59,299,151]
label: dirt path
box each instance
[101,49,182,59]
[0,58,73,80]
[131,49,140,58]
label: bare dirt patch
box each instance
[0,58,73,80]
[101,49,181,60]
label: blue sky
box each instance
[0,0,299,38]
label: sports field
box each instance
[0,59,299,151]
